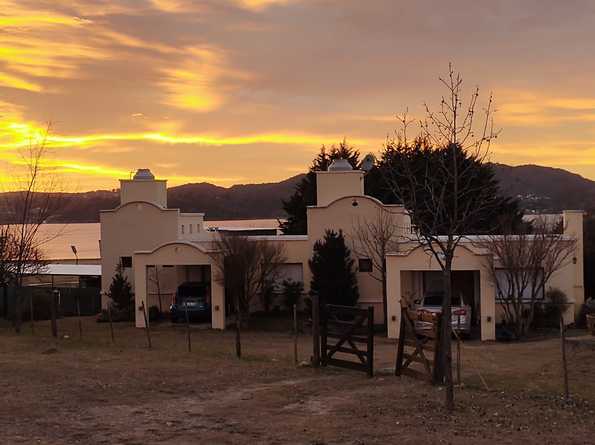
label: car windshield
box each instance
[177,285,206,302]
[423,293,462,306]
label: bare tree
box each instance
[2,128,63,333]
[383,64,499,410]
[209,234,286,358]
[481,221,577,338]
[148,265,164,314]
[0,225,15,318]
[352,208,401,333]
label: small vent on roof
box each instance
[133,169,155,180]
[328,158,353,172]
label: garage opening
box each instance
[401,270,482,339]
[146,264,212,324]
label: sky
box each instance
[1,0,595,191]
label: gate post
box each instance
[367,306,374,377]
[311,294,320,368]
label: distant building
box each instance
[99,165,585,341]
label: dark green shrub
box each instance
[577,298,595,328]
[96,306,133,323]
[309,229,359,307]
[108,264,133,313]
[533,289,569,329]
[281,279,304,309]
[148,305,161,322]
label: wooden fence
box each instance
[320,304,374,377]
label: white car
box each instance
[414,292,472,336]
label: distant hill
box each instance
[492,164,595,212]
[1,164,593,224]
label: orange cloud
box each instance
[497,90,595,126]
[159,46,251,112]
[237,0,294,10]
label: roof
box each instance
[37,264,102,276]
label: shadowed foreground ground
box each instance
[1,317,594,444]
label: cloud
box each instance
[2,0,595,189]
[497,90,595,127]
[236,0,294,10]
[159,48,226,112]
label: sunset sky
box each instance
[2,0,595,191]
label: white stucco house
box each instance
[100,164,584,341]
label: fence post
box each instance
[76,294,83,339]
[455,330,462,385]
[140,301,152,350]
[107,302,115,344]
[395,306,405,376]
[560,315,570,399]
[367,306,374,378]
[311,295,320,368]
[185,302,192,353]
[293,304,298,366]
[50,290,59,338]
[29,293,35,335]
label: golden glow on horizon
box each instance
[1,1,595,190]
[0,117,367,149]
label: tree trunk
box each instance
[14,291,22,334]
[440,259,454,411]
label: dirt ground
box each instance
[1,317,594,445]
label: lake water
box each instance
[36,219,281,261]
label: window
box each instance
[358,258,373,273]
[181,224,185,234]
[120,256,132,268]
[189,224,193,234]
[495,269,545,302]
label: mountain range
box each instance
[1,164,594,224]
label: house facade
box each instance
[100,166,584,341]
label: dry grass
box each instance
[1,317,594,444]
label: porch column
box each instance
[479,268,496,341]
[134,261,148,328]
[210,277,226,330]
[386,259,401,339]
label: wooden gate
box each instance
[395,302,442,384]
[320,304,374,377]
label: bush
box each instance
[309,229,359,307]
[577,298,595,328]
[281,279,304,309]
[148,305,161,322]
[533,289,569,329]
[109,264,133,312]
[96,305,133,323]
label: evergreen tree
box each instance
[281,138,523,236]
[109,264,133,311]
[309,229,359,307]
[281,141,361,234]
[378,139,524,234]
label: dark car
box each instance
[170,281,211,323]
